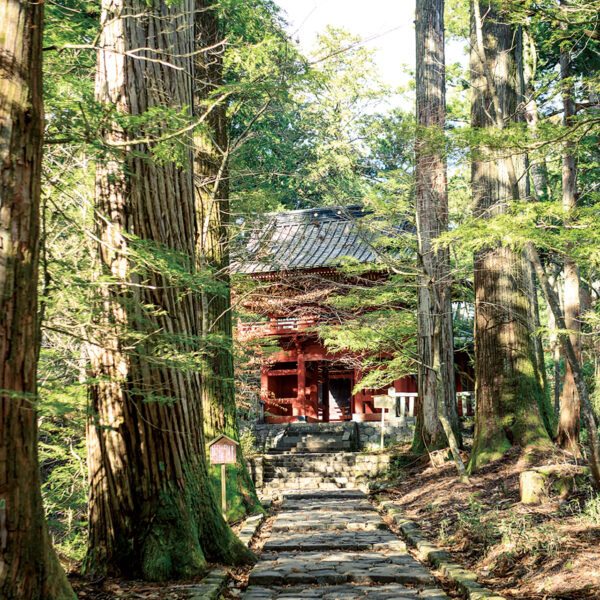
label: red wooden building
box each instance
[235,206,472,424]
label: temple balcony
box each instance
[237,315,338,341]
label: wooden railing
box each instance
[387,390,475,418]
[237,315,338,340]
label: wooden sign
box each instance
[208,434,240,517]
[373,395,395,410]
[209,434,239,465]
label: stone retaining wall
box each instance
[356,420,414,451]
[240,419,414,452]
[246,451,393,490]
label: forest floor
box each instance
[375,444,600,600]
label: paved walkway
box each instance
[243,490,449,600]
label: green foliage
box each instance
[39,386,88,563]
[456,497,500,548]
[498,514,563,557]
[581,492,600,525]
[239,428,259,457]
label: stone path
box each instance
[243,489,449,600]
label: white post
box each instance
[380,407,385,449]
[221,463,227,517]
[409,395,415,417]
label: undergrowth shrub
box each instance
[239,427,259,456]
[456,497,500,548]
[581,493,600,524]
[499,513,563,557]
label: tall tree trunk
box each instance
[517,27,555,429]
[0,2,75,598]
[547,272,563,413]
[525,245,600,488]
[557,30,581,454]
[194,0,261,520]
[517,27,550,401]
[413,0,461,454]
[468,1,551,472]
[86,0,253,579]
[522,28,551,204]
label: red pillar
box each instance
[322,376,330,422]
[296,353,306,419]
[260,365,269,405]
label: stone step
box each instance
[263,479,358,486]
[263,465,357,477]
[260,484,362,496]
[262,530,405,552]
[243,583,448,600]
[264,459,356,469]
[263,457,357,464]
[248,550,433,587]
[280,498,375,512]
[272,512,386,531]
[263,480,357,490]
[282,489,366,499]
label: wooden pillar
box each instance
[354,369,364,416]
[322,376,330,422]
[297,353,306,419]
[260,365,269,408]
[308,382,319,420]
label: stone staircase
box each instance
[246,422,392,498]
[266,422,358,454]
[259,452,360,496]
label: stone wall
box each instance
[355,420,414,451]
[240,419,414,453]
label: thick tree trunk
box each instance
[413,0,461,454]
[468,1,551,472]
[0,3,75,598]
[194,0,261,521]
[86,0,253,579]
[557,37,581,454]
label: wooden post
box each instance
[260,365,269,409]
[221,463,227,517]
[208,434,239,519]
[297,353,306,419]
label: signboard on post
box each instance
[373,395,395,410]
[208,434,239,517]
[373,394,394,449]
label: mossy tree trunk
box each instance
[557,31,581,455]
[194,0,261,521]
[525,244,600,488]
[0,2,75,598]
[412,0,461,454]
[468,1,552,472]
[520,29,550,398]
[86,0,253,580]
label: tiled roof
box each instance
[232,205,405,275]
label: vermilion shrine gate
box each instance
[235,206,473,424]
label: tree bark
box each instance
[525,245,600,488]
[194,0,261,521]
[413,0,461,454]
[0,2,75,598]
[468,1,551,472]
[557,30,581,454]
[86,0,253,579]
[518,27,552,415]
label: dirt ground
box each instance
[375,445,600,600]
